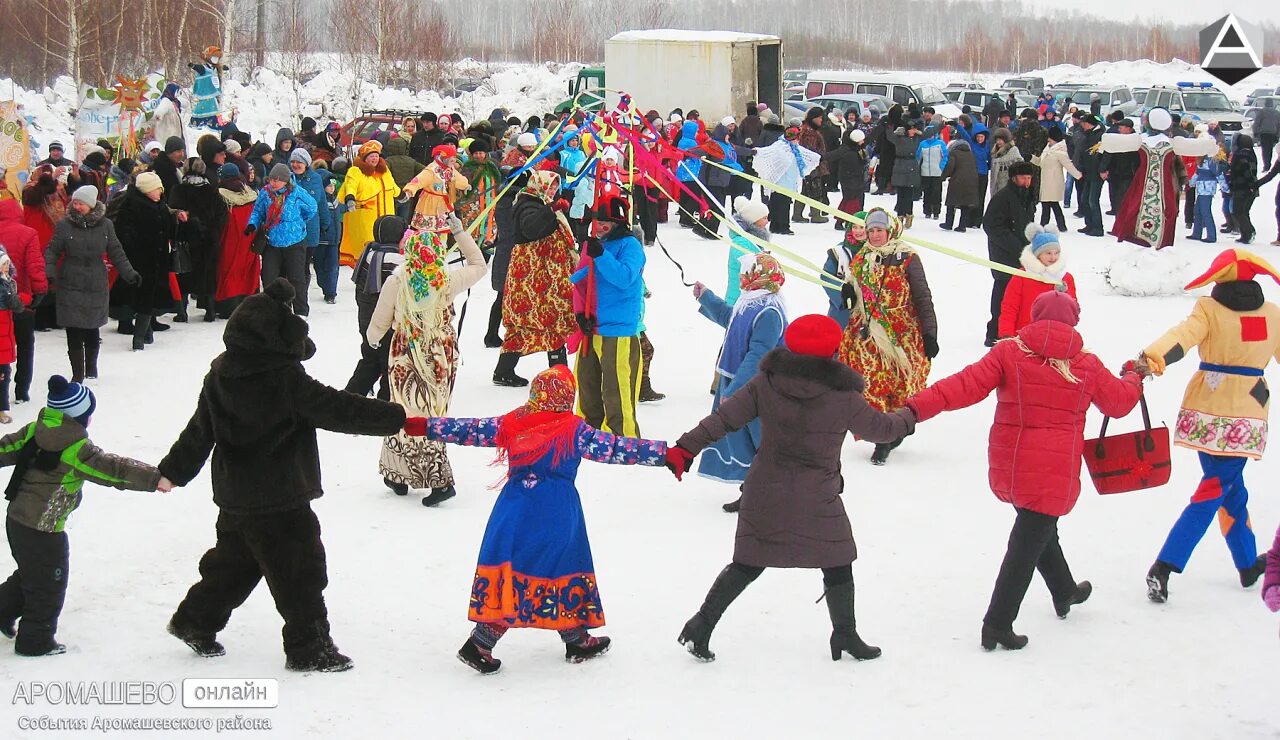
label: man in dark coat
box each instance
[1071,114,1105,236]
[161,279,412,672]
[151,136,186,196]
[1013,109,1048,161]
[736,102,763,146]
[983,94,1006,128]
[409,113,445,166]
[670,315,915,663]
[1100,118,1139,216]
[981,160,1037,346]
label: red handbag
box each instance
[1083,394,1172,494]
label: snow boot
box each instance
[174,297,189,322]
[0,613,15,639]
[67,342,86,383]
[493,353,528,387]
[203,294,217,322]
[84,339,100,379]
[980,624,1028,651]
[167,618,225,658]
[903,214,914,229]
[151,317,170,332]
[722,497,741,513]
[16,641,66,657]
[809,210,830,225]
[116,318,134,335]
[678,565,758,662]
[383,477,409,496]
[1053,580,1092,618]
[285,639,353,673]
[564,634,611,663]
[824,580,881,661]
[1240,555,1267,588]
[791,202,809,223]
[132,314,152,351]
[1146,561,1173,603]
[421,486,457,507]
[638,385,666,402]
[457,638,502,675]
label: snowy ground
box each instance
[2,177,1280,739]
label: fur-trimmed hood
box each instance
[354,152,388,176]
[759,347,864,398]
[1018,245,1067,277]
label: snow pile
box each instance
[1105,244,1197,296]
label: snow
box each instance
[609,29,780,44]
[1,159,1278,738]
[1106,243,1199,296]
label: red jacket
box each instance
[908,320,1142,516]
[998,247,1077,338]
[0,199,47,303]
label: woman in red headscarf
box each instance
[422,365,671,674]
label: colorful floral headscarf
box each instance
[739,252,785,293]
[492,366,581,477]
[525,365,577,414]
[400,229,449,302]
[523,169,561,203]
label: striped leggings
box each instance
[575,334,642,437]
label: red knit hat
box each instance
[1030,290,1080,326]
[784,314,843,358]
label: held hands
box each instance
[157,476,175,493]
[664,445,696,481]
[551,198,570,214]
[692,281,706,299]
[446,213,465,235]
[1125,352,1160,378]
[403,417,429,437]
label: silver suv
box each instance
[1140,83,1245,143]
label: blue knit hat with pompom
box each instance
[47,375,96,425]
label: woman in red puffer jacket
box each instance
[905,291,1145,652]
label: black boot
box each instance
[421,486,456,507]
[1240,554,1267,587]
[116,317,134,334]
[484,298,504,348]
[493,353,528,387]
[870,438,902,466]
[132,314,152,351]
[824,580,882,661]
[203,294,217,322]
[151,317,170,332]
[564,634,611,663]
[721,497,741,513]
[547,347,568,367]
[1053,580,1092,618]
[1146,560,1173,603]
[980,623,1028,651]
[285,637,353,673]
[383,477,409,496]
[457,638,502,675]
[167,617,226,658]
[67,342,86,383]
[677,565,758,662]
[84,339,100,379]
[175,296,189,322]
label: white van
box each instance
[804,72,962,119]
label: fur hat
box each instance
[516,132,537,148]
[1030,291,1080,326]
[1025,223,1061,255]
[135,172,163,194]
[223,278,316,361]
[184,157,207,176]
[784,314,843,358]
[47,375,96,425]
[1008,160,1037,178]
[70,185,98,208]
[733,195,768,224]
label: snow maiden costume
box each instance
[426,366,669,674]
[367,216,486,506]
[1100,107,1219,249]
[693,252,787,493]
[402,145,470,234]
[1142,249,1279,602]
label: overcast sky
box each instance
[1023,1,1279,26]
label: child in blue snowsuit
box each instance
[1189,160,1225,243]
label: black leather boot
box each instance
[133,314,152,351]
[677,565,759,662]
[84,338,100,379]
[825,580,882,661]
[492,353,528,387]
[67,341,86,383]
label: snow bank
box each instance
[1105,244,1197,296]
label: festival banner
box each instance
[0,100,30,195]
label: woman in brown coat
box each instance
[669,314,915,663]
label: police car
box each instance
[1139,82,1245,145]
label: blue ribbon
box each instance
[1199,362,1264,377]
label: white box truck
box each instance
[601,30,783,121]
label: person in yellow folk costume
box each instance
[337,141,400,267]
[1141,249,1280,604]
[401,144,470,234]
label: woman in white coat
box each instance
[367,213,487,507]
[151,83,185,148]
[1031,127,1082,231]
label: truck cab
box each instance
[555,67,606,114]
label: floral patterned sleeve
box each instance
[425,417,501,448]
[576,422,668,466]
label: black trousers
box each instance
[345,296,390,400]
[0,518,70,655]
[698,185,727,238]
[261,242,310,317]
[987,278,1009,344]
[894,186,916,217]
[171,506,331,660]
[678,191,700,227]
[1184,186,1196,228]
[1040,202,1067,231]
[13,310,34,401]
[921,177,943,216]
[1259,134,1277,171]
[943,206,977,229]
[729,561,852,587]
[634,185,658,244]
[984,508,1076,631]
[768,192,792,233]
[1234,192,1257,241]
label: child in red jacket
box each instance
[997,224,1076,339]
[906,291,1144,652]
[0,249,20,424]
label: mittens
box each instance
[403,417,429,437]
[585,239,604,258]
[665,445,696,481]
[243,223,257,236]
[840,282,857,310]
[551,198,570,213]
[923,334,939,359]
[1264,584,1280,613]
[125,272,143,287]
[574,313,595,335]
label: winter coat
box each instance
[570,225,644,337]
[271,128,297,166]
[982,181,1036,280]
[382,136,420,189]
[677,348,915,567]
[1014,122,1048,161]
[826,145,867,196]
[798,119,829,178]
[1254,105,1280,137]
[1,408,161,533]
[917,136,948,178]
[997,247,1078,338]
[956,121,992,176]
[44,204,138,328]
[249,182,318,249]
[409,129,446,166]
[1032,140,1082,202]
[0,275,17,363]
[158,282,406,516]
[110,186,178,315]
[908,320,1142,517]
[512,192,559,245]
[942,140,982,208]
[151,97,183,147]
[887,124,942,188]
[989,141,1025,197]
[0,199,46,302]
[247,144,272,186]
[1229,136,1258,197]
[167,176,228,299]
[1143,280,1280,460]
[151,153,182,197]
[738,112,764,146]
[1072,125,1104,176]
[291,169,331,247]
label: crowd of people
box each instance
[0,86,1278,679]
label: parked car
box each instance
[1001,77,1046,95]
[1047,83,1087,103]
[1243,95,1280,139]
[1140,83,1246,145]
[339,109,425,157]
[1131,87,1151,106]
[953,89,1035,114]
[1065,86,1141,118]
[1246,87,1280,106]
[943,82,984,101]
[992,88,1040,111]
[805,94,894,119]
[803,72,962,119]
[784,69,810,101]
